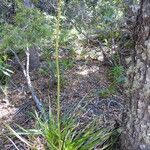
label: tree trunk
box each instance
[121,0,150,149]
[29,48,40,71]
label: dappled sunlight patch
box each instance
[0,87,18,120]
[73,44,114,61]
[0,83,30,120]
[0,104,17,119]
[76,65,99,76]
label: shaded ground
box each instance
[0,57,125,149]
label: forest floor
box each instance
[0,48,125,149]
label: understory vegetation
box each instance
[0,0,144,150]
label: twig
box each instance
[7,136,20,150]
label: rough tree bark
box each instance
[121,0,150,149]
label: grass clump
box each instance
[99,85,117,98]
[0,55,13,85]
[6,111,120,150]
[99,65,125,98]
[59,58,75,70]
[109,66,125,85]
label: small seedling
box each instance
[0,56,13,85]
[99,85,116,98]
[60,58,75,70]
[60,74,67,88]
[109,65,126,85]
[38,67,49,76]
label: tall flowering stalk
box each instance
[55,0,62,149]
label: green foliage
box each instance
[99,85,117,98]
[64,0,123,42]
[99,65,125,98]
[0,55,13,81]
[0,2,79,51]
[59,29,76,46]
[6,110,120,150]
[109,66,125,85]
[60,58,75,70]
[38,67,49,77]
[0,3,76,83]
[0,4,55,83]
[0,7,54,52]
[59,74,66,88]
[111,53,120,65]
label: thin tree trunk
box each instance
[121,0,150,149]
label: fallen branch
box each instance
[25,47,43,111]
[10,49,43,112]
